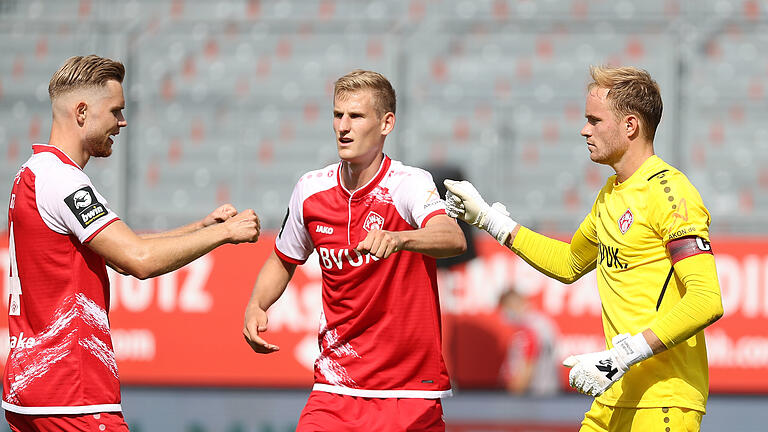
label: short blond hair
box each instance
[49,55,125,100]
[334,69,396,117]
[588,65,663,141]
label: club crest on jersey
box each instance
[363,211,385,232]
[618,208,634,234]
[64,186,107,229]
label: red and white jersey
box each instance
[3,144,121,415]
[276,155,452,399]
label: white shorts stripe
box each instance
[312,383,453,399]
[1,400,122,415]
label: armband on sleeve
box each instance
[667,236,712,265]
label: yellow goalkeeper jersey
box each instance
[578,155,711,412]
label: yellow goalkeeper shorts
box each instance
[580,400,703,432]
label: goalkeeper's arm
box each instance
[632,237,724,356]
[443,179,596,284]
[508,227,597,284]
[649,236,724,349]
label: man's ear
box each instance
[76,102,87,126]
[381,112,395,136]
[625,115,639,139]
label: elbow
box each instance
[702,290,724,326]
[451,227,468,256]
[119,248,156,280]
[710,302,724,325]
[442,233,467,258]
[123,262,153,280]
[554,274,580,285]
[454,236,468,256]
[131,268,154,280]
[553,268,586,285]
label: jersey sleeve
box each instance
[650,173,711,245]
[396,169,446,229]
[511,227,597,284]
[649,252,724,347]
[36,167,120,243]
[274,179,314,264]
[577,182,605,244]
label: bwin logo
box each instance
[316,225,334,235]
[73,190,92,209]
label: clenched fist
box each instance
[224,209,261,243]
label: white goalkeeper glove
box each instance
[562,333,654,397]
[443,179,518,245]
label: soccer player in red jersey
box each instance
[243,70,466,431]
[4,55,261,431]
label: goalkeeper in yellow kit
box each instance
[445,66,723,431]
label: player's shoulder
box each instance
[293,161,339,197]
[26,148,90,187]
[644,156,701,199]
[383,159,435,186]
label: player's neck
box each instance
[613,142,654,184]
[48,125,89,169]
[341,153,384,192]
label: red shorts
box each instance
[6,411,130,432]
[297,391,445,432]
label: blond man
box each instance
[4,55,260,431]
[243,70,465,431]
[445,66,723,431]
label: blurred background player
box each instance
[242,69,466,431]
[444,65,723,431]
[4,55,261,431]
[495,287,559,396]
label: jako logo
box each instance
[316,225,334,235]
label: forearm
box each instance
[141,204,239,239]
[641,329,667,354]
[508,226,597,284]
[89,221,230,279]
[140,220,204,239]
[398,215,467,258]
[247,251,296,311]
[129,224,230,278]
[649,253,724,348]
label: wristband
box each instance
[484,202,518,246]
[612,333,654,371]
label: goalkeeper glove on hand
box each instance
[443,179,518,245]
[562,333,654,397]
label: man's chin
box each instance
[337,149,356,162]
[92,147,113,158]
